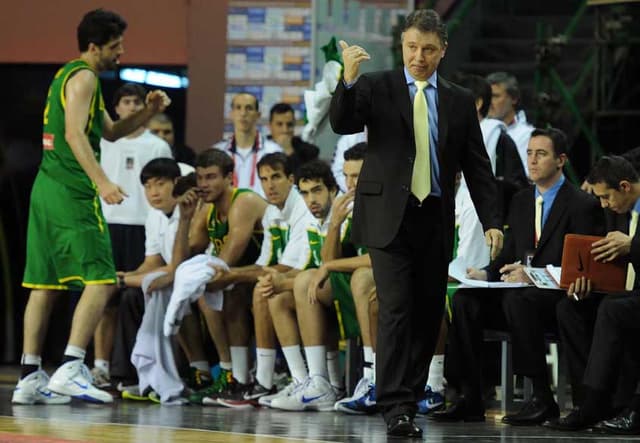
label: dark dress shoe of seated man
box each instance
[501,396,560,426]
[387,414,423,438]
[599,408,640,435]
[429,398,485,422]
[543,407,614,431]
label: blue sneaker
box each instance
[417,386,444,415]
[334,377,377,415]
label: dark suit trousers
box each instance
[583,294,640,407]
[556,295,603,404]
[503,288,564,378]
[446,288,509,406]
[369,197,447,422]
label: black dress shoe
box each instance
[502,397,560,426]
[543,408,600,431]
[387,414,423,438]
[430,399,485,422]
[600,409,640,435]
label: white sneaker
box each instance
[335,376,370,406]
[258,379,302,407]
[90,367,111,389]
[47,360,113,403]
[12,370,71,405]
[270,375,336,411]
[334,378,377,415]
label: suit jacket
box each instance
[605,208,640,289]
[485,182,605,281]
[330,69,500,257]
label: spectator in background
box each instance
[213,93,282,196]
[147,112,196,167]
[486,71,535,175]
[268,103,319,175]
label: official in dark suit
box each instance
[433,128,605,425]
[329,9,503,437]
[546,156,640,433]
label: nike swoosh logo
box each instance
[37,389,53,398]
[577,252,584,272]
[73,381,89,389]
[243,392,264,400]
[302,393,328,403]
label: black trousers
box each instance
[583,294,640,404]
[110,288,145,382]
[446,288,509,405]
[447,287,562,405]
[503,288,563,378]
[369,196,446,422]
[556,295,603,404]
[107,223,146,381]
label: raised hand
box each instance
[146,90,171,113]
[330,189,355,226]
[177,188,200,221]
[339,40,371,84]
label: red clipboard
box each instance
[560,234,627,292]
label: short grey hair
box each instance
[486,71,521,102]
[402,9,448,46]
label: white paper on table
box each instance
[448,256,531,289]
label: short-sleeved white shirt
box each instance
[145,205,181,264]
[100,130,173,225]
[256,187,314,269]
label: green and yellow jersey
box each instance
[41,59,105,197]
[207,188,263,266]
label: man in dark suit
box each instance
[329,9,503,437]
[433,128,604,424]
[545,156,640,433]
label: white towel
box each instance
[131,271,184,404]
[164,254,229,336]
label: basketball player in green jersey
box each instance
[293,143,379,414]
[13,9,170,405]
[163,149,267,404]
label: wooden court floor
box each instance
[0,383,639,442]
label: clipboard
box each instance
[559,234,626,292]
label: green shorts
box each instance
[22,172,116,290]
[329,271,360,340]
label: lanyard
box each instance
[228,133,261,188]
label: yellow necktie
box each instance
[626,210,638,290]
[534,195,543,247]
[411,81,431,202]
